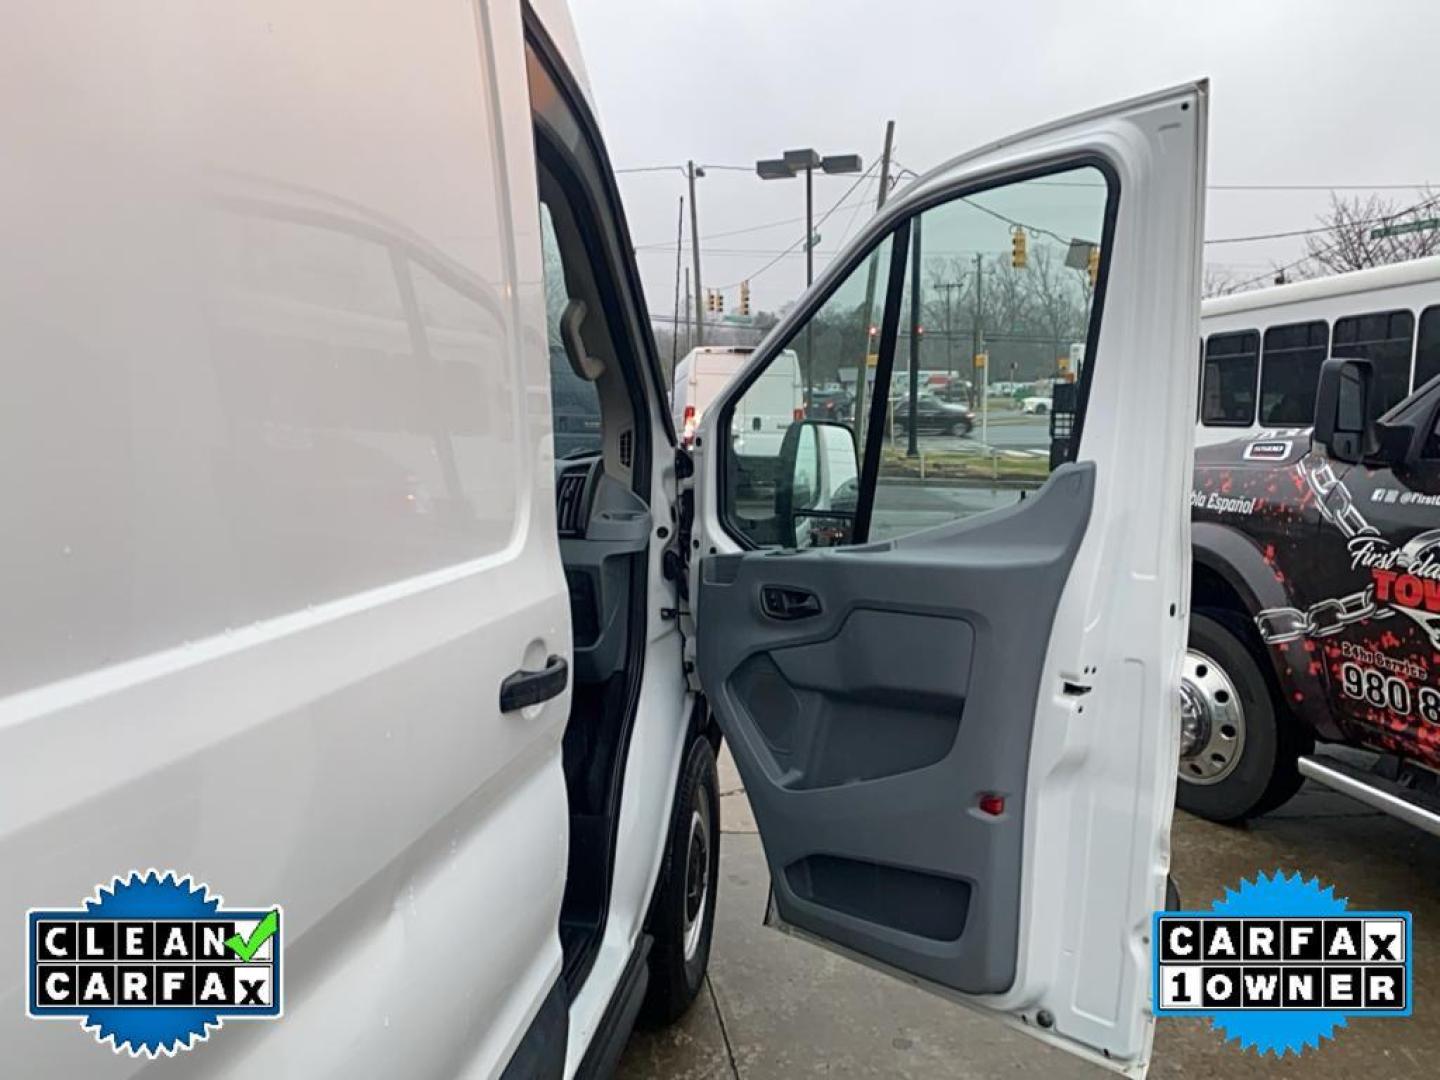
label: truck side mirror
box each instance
[1313,357,1376,464]
[777,420,859,548]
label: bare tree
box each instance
[1202,265,1248,298]
[1302,189,1440,274]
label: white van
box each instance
[671,346,753,446]
[0,3,1206,1076]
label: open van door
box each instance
[688,83,1205,1074]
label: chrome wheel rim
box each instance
[1178,648,1246,785]
[682,806,711,962]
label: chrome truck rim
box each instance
[1178,648,1246,785]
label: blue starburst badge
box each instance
[1153,870,1412,1056]
[27,870,283,1057]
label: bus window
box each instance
[1259,320,1328,425]
[1416,306,1440,391]
[1332,309,1414,413]
[1201,330,1259,426]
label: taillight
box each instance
[793,407,805,421]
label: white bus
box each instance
[1197,255,1440,446]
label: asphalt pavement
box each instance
[617,749,1440,1079]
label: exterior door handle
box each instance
[761,585,822,621]
[499,655,569,712]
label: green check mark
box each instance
[225,910,279,962]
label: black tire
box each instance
[638,736,721,1028]
[948,419,972,437]
[1033,403,1047,415]
[1177,610,1310,823]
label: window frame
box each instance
[1200,329,1261,427]
[525,17,671,491]
[715,155,1122,549]
[1257,319,1329,427]
[1414,304,1440,392]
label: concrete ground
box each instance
[618,748,1440,1079]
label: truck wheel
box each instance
[1176,611,1309,823]
[638,736,720,1027]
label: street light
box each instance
[755,149,863,405]
[754,149,863,288]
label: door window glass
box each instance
[1415,305,1440,391]
[1200,331,1259,426]
[721,235,891,548]
[1258,320,1327,425]
[868,166,1108,541]
[720,162,1113,548]
[1332,309,1414,415]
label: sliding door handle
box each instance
[499,655,569,712]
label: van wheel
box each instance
[1176,611,1310,823]
[638,736,720,1027]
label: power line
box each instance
[1229,189,1440,290]
[713,157,884,290]
[632,198,876,250]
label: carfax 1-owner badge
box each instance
[1154,871,1412,1055]
[27,870,282,1056]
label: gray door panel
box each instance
[697,463,1094,994]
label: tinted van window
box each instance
[1332,309,1414,414]
[1259,320,1327,425]
[1201,330,1259,425]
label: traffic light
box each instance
[704,290,713,313]
[1087,245,1100,286]
[740,280,751,317]
[1011,227,1027,270]
[715,289,725,314]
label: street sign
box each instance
[974,352,988,368]
[721,313,754,325]
[1370,218,1440,240]
[865,352,879,368]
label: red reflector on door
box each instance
[978,793,1005,816]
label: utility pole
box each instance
[938,282,964,379]
[670,195,684,378]
[853,120,895,448]
[907,214,922,458]
[688,161,704,346]
[683,266,691,357]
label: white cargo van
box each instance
[671,346,752,446]
[0,2,1207,1076]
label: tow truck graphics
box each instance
[1186,397,1440,827]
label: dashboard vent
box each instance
[618,429,633,468]
[556,469,588,537]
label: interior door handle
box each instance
[761,585,822,621]
[499,655,569,712]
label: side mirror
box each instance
[1313,357,1377,463]
[776,420,859,548]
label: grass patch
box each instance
[879,446,1050,482]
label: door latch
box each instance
[760,585,822,621]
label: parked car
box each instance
[806,386,854,423]
[1022,394,1053,415]
[0,3,1208,1074]
[891,393,976,436]
[1185,357,1440,833]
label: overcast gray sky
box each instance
[570,0,1440,318]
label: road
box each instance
[619,753,1440,1079]
[884,411,1052,456]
